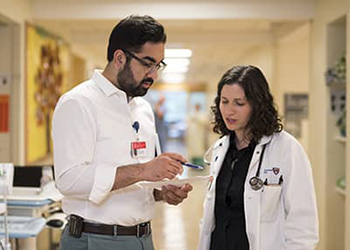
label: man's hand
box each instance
[112,153,187,191]
[143,153,186,181]
[157,184,193,205]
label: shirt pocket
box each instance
[260,185,282,222]
[136,134,156,163]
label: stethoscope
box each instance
[249,144,266,191]
[203,143,267,191]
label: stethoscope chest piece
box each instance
[249,176,264,191]
[249,144,267,191]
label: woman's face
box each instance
[219,83,252,134]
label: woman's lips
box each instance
[225,118,237,125]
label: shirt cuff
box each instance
[89,164,117,204]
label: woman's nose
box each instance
[228,103,237,113]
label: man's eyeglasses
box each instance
[123,50,167,73]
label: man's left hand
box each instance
[160,184,193,205]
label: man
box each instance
[52,15,193,250]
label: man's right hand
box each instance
[142,152,186,181]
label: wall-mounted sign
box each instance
[0,95,9,133]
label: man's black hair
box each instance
[107,15,167,62]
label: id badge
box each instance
[131,141,147,158]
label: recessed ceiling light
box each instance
[165,49,192,58]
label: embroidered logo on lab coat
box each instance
[272,167,280,175]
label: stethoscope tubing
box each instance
[204,141,267,191]
[249,144,266,191]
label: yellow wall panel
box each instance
[26,24,70,163]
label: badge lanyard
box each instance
[249,144,266,191]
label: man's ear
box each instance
[113,50,125,67]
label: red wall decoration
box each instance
[0,95,9,133]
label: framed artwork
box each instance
[284,93,308,138]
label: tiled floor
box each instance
[152,168,209,250]
[152,138,210,250]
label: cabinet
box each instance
[325,15,348,250]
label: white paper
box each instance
[138,175,212,189]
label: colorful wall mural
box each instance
[26,24,70,163]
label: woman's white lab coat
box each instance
[198,131,319,250]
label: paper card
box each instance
[0,163,14,195]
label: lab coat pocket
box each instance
[260,185,282,222]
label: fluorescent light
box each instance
[162,48,191,84]
[163,66,188,74]
[165,49,192,58]
[165,58,190,67]
[163,58,190,73]
[163,66,188,73]
[162,73,185,84]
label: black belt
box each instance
[80,221,151,237]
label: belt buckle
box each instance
[137,223,149,238]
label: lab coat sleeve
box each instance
[52,96,116,203]
[282,137,319,249]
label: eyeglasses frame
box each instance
[123,50,167,73]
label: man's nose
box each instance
[146,68,159,80]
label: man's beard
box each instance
[117,63,154,97]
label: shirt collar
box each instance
[92,69,127,98]
[229,133,256,151]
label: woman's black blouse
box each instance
[210,135,256,250]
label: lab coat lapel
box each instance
[210,136,230,178]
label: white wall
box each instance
[274,23,310,111]
[0,25,13,161]
[0,0,33,164]
[238,45,274,85]
[274,23,311,151]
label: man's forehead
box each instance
[138,42,165,54]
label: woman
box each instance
[198,65,318,250]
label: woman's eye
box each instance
[233,100,243,105]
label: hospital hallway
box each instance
[151,138,210,250]
[2,1,350,249]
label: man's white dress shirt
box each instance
[52,70,157,226]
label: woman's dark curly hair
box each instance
[211,65,283,142]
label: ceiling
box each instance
[31,0,314,85]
